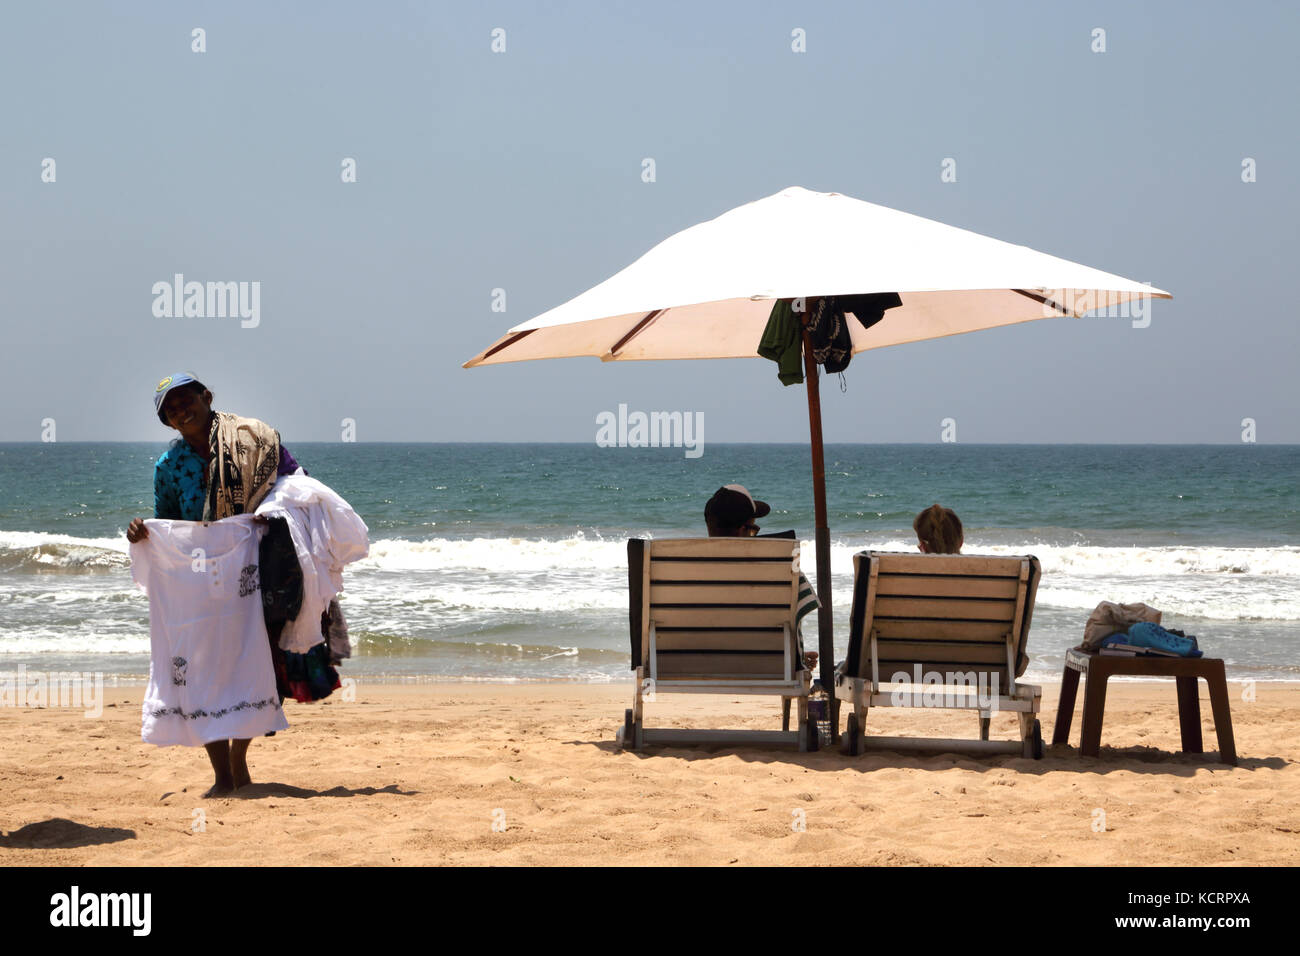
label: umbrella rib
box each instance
[606,309,665,359]
[1012,288,1074,317]
[480,329,537,362]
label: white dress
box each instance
[131,515,289,746]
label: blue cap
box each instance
[153,372,205,425]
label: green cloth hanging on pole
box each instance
[758,298,804,385]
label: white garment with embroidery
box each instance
[131,515,288,746]
[254,475,369,653]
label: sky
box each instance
[1,0,1296,443]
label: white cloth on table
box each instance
[130,515,288,746]
[253,475,369,654]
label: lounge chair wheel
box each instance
[845,713,862,756]
[622,709,635,751]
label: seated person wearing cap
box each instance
[703,484,819,671]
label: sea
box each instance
[1,442,1296,683]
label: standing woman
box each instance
[126,372,302,795]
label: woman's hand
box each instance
[126,518,149,543]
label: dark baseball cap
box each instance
[704,484,771,529]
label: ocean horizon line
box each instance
[2,440,1298,448]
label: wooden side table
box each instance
[1053,647,1237,765]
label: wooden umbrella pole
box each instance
[800,318,838,743]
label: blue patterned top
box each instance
[154,438,301,521]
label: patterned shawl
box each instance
[202,412,282,520]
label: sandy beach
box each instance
[2,680,1296,866]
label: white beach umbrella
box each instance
[465,186,1168,365]
[464,186,1170,726]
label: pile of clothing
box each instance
[758,293,903,385]
[132,473,369,747]
[1081,601,1203,657]
[257,475,368,704]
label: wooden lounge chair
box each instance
[834,550,1044,759]
[620,537,814,751]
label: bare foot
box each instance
[203,779,235,798]
[203,740,235,797]
[230,738,252,789]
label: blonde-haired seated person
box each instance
[832,503,965,678]
[913,503,963,554]
[704,485,819,670]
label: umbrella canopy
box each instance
[465,185,1169,740]
[465,185,1169,367]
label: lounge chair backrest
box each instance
[844,551,1040,687]
[628,538,801,681]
